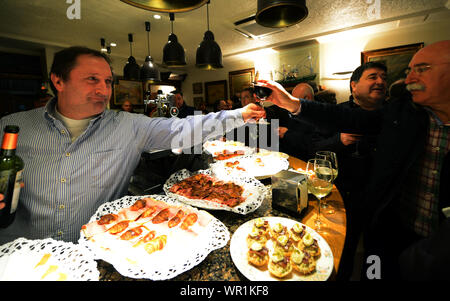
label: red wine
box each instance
[254,85,272,99]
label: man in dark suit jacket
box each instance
[173,91,195,118]
[258,40,450,280]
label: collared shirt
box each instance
[400,108,449,237]
[0,98,244,244]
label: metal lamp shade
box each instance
[140,55,160,82]
[120,0,208,12]
[255,0,308,28]
[195,30,223,70]
[163,33,186,67]
[123,56,141,80]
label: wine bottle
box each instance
[0,125,24,228]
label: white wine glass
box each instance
[315,151,338,214]
[306,158,334,232]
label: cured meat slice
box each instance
[169,174,245,207]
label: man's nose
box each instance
[96,81,110,95]
[404,71,417,84]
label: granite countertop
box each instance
[97,187,309,281]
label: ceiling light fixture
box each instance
[255,0,308,28]
[123,33,141,80]
[195,0,223,70]
[100,38,107,52]
[120,0,208,13]
[140,21,160,82]
[163,13,186,67]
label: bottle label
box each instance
[10,169,23,214]
[1,133,18,150]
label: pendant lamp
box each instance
[120,0,208,13]
[123,33,140,80]
[163,13,186,67]
[100,38,107,52]
[195,1,223,70]
[255,0,308,28]
[140,21,161,82]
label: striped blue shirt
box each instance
[0,98,244,244]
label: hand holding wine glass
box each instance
[306,158,334,231]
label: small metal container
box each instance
[271,170,308,216]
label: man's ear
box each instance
[50,73,64,93]
[350,81,357,93]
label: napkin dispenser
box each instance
[271,170,308,217]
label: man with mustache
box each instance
[0,46,265,244]
[258,40,450,280]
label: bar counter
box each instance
[98,155,347,281]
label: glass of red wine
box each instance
[252,70,273,124]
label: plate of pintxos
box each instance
[230,217,333,281]
[163,169,267,214]
[78,194,230,280]
[203,139,255,161]
[210,152,290,179]
[0,237,99,281]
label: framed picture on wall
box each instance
[193,82,203,94]
[229,68,254,98]
[205,80,227,105]
[113,79,143,105]
[361,43,424,87]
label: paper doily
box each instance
[0,237,99,281]
[210,153,290,179]
[163,169,267,214]
[78,194,230,280]
[203,139,255,159]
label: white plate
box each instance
[0,237,99,281]
[203,139,255,159]
[210,153,290,179]
[78,194,230,280]
[164,169,267,215]
[230,216,334,281]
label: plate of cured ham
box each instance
[210,152,290,179]
[203,139,255,161]
[230,217,334,281]
[78,195,230,280]
[163,169,267,215]
[0,238,99,281]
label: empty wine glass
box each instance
[306,158,334,232]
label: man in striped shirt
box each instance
[0,46,265,244]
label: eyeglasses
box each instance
[405,63,450,76]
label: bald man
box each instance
[291,82,315,100]
[259,40,450,280]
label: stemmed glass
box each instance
[253,70,273,125]
[315,151,338,213]
[306,158,334,232]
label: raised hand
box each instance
[256,80,301,113]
